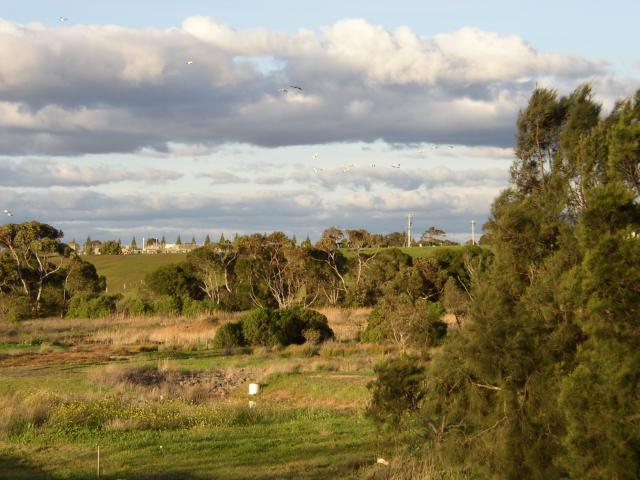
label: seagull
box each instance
[278,88,288,95]
[59,16,68,23]
[186,60,194,65]
[312,153,319,160]
[343,164,355,173]
[313,167,323,174]
[289,85,303,91]
[417,148,425,155]
[4,209,13,217]
[391,163,401,169]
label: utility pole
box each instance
[406,213,414,247]
[470,220,476,245]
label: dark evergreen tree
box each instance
[367,85,640,479]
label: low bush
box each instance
[121,297,154,316]
[240,309,283,347]
[361,295,447,348]
[213,308,334,351]
[212,322,246,350]
[152,295,182,316]
[65,293,120,319]
[181,298,217,318]
[0,294,32,321]
[277,307,334,345]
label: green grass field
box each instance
[89,254,187,296]
[0,311,392,479]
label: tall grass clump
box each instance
[0,391,56,437]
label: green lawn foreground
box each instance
[0,346,380,479]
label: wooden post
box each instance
[97,445,100,477]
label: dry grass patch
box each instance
[0,391,56,437]
[317,307,370,342]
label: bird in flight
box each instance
[343,164,355,173]
[289,85,303,91]
[3,209,13,217]
[59,16,68,23]
[391,163,401,169]
[431,144,439,150]
[313,167,323,174]
[278,88,288,95]
[448,145,454,149]
[417,148,425,155]
[186,60,194,65]
[312,153,319,160]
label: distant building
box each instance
[83,240,103,255]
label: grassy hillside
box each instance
[89,253,187,296]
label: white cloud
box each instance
[0,159,182,187]
[0,17,626,156]
[201,171,249,184]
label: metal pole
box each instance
[471,220,476,245]
[406,214,414,248]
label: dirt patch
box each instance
[116,365,250,399]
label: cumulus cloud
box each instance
[298,165,509,191]
[0,17,623,155]
[0,159,182,187]
[201,171,250,184]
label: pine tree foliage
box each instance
[373,85,640,479]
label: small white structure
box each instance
[377,458,389,466]
[248,383,260,396]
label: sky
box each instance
[0,1,638,243]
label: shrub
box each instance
[212,322,246,350]
[145,263,202,300]
[152,295,182,316]
[65,293,120,319]
[361,295,447,348]
[240,309,282,346]
[293,308,334,343]
[181,298,217,317]
[360,306,386,343]
[240,307,334,347]
[0,294,32,321]
[121,297,154,316]
[367,357,426,430]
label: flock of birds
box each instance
[311,144,455,175]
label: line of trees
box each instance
[0,219,486,323]
[129,229,486,316]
